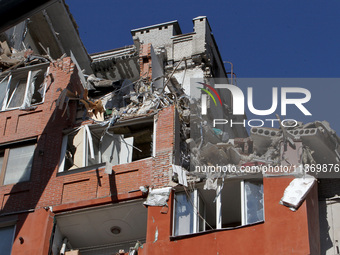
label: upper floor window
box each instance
[0,64,48,111]
[173,179,264,236]
[58,119,154,172]
[0,141,35,185]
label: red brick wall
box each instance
[0,57,82,213]
[0,56,177,254]
[41,105,176,210]
[139,43,152,81]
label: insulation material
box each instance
[172,165,188,187]
[204,177,218,190]
[144,187,172,207]
[79,89,105,121]
[55,88,105,121]
[280,175,316,210]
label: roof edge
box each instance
[131,20,181,34]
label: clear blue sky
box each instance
[66,0,340,131]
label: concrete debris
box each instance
[280,175,316,211]
[184,118,340,189]
[0,41,50,73]
[144,187,172,207]
[250,121,340,165]
[87,74,117,88]
[85,76,178,122]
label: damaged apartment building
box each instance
[0,1,339,255]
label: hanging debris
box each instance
[280,175,316,211]
[144,187,172,207]
[0,41,50,73]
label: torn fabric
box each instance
[172,165,188,187]
[143,187,172,207]
[280,175,316,210]
[204,177,218,190]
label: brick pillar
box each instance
[139,43,152,81]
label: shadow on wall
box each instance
[0,64,119,251]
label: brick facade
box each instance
[0,57,177,253]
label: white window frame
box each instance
[58,125,136,173]
[173,179,264,236]
[172,189,206,236]
[58,126,102,172]
[0,66,49,112]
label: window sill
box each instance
[0,102,44,113]
[57,163,106,176]
[170,220,265,241]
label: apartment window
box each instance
[0,225,15,255]
[173,179,264,236]
[0,142,35,185]
[0,64,48,111]
[59,119,154,172]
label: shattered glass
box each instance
[174,192,194,236]
[244,181,264,224]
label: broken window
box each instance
[59,119,154,172]
[0,225,15,255]
[0,142,35,185]
[0,76,9,108]
[174,190,206,236]
[173,179,264,236]
[0,64,48,111]
[244,180,264,224]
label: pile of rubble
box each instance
[0,41,50,73]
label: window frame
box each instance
[58,126,104,172]
[0,64,49,112]
[58,118,155,173]
[172,179,264,237]
[0,140,36,186]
